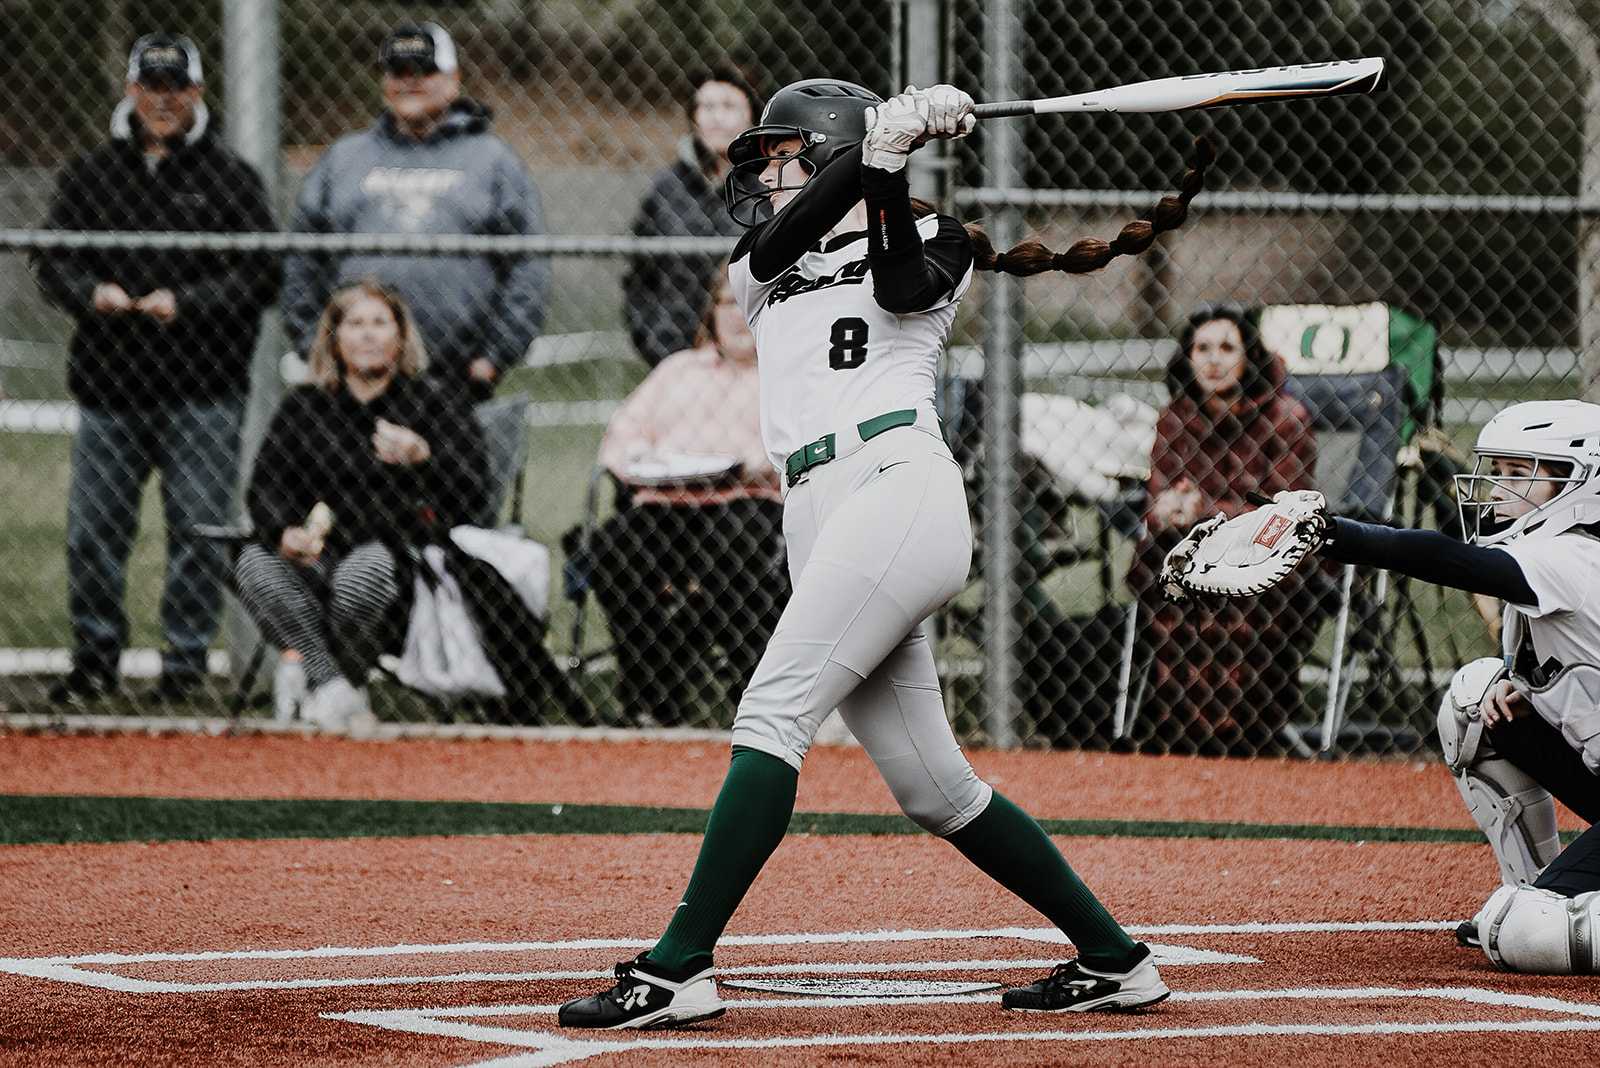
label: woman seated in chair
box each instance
[1126,303,1320,755]
[236,281,487,732]
[592,267,787,727]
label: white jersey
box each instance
[1498,533,1600,671]
[729,213,975,473]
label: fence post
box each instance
[980,0,1023,748]
[901,0,947,205]
[223,0,281,200]
[222,0,284,699]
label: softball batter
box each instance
[560,79,1206,1029]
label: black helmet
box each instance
[723,78,883,227]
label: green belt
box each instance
[784,409,919,488]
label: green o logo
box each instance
[1301,323,1352,365]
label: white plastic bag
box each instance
[395,545,506,698]
[449,526,551,620]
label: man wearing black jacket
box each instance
[31,33,277,704]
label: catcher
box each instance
[1162,399,1600,975]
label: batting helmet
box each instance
[723,78,883,227]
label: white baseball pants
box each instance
[731,409,993,836]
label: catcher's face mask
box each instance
[1456,454,1580,544]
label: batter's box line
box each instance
[0,923,1290,994]
[321,987,1600,1068]
[0,919,1456,968]
[0,947,1254,995]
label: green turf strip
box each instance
[3,794,1579,848]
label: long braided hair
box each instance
[949,136,1214,275]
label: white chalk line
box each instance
[0,920,1452,968]
[315,984,1600,1019]
[316,986,1600,1068]
[0,948,1253,995]
[0,920,1464,995]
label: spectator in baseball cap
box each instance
[380,22,459,77]
[377,22,462,142]
[127,32,204,88]
[122,34,206,148]
[32,29,276,706]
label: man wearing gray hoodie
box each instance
[282,22,548,400]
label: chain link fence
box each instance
[0,0,1592,758]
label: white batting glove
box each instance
[861,88,929,173]
[915,84,976,139]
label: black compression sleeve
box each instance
[1322,517,1538,607]
[861,165,967,313]
[743,144,868,282]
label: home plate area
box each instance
[9,922,1600,1065]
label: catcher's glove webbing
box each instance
[1159,489,1330,603]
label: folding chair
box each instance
[472,393,531,528]
[1264,302,1441,754]
[562,464,620,677]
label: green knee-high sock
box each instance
[945,790,1139,971]
[649,746,798,974]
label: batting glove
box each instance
[915,84,977,139]
[862,88,929,172]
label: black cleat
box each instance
[1003,943,1170,1013]
[48,668,120,706]
[1455,920,1481,948]
[146,672,205,705]
[557,954,725,1030]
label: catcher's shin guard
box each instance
[1475,884,1600,974]
[1437,659,1560,886]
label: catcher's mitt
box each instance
[1159,489,1330,603]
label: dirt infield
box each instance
[2,733,1597,1066]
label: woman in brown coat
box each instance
[1127,304,1321,755]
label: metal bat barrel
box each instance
[973,57,1384,119]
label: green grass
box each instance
[7,792,1584,848]
[0,431,174,651]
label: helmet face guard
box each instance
[1455,453,1586,545]
[1450,400,1600,546]
[723,126,822,228]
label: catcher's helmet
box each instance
[1456,399,1600,545]
[724,78,883,227]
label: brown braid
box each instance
[965,136,1215,275]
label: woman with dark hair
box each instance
[235,281,487,732]
[622,63,762,366]
[1127,303,1320,755]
